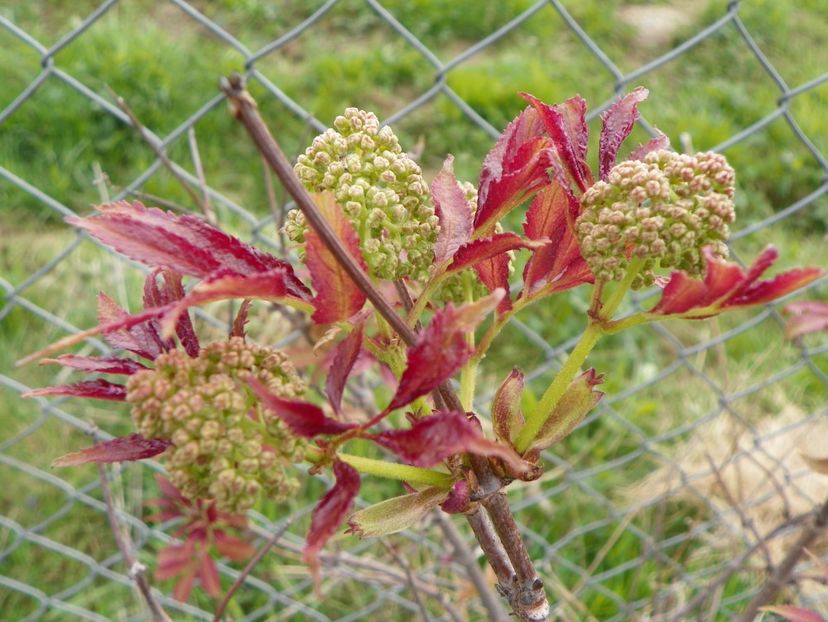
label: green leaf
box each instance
[346,487,449,538]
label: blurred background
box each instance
[1,1,827,620]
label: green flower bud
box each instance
[285,107,439,281]
[126,337,307,513]
[576,150,735,288]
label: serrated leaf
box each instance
[305,192,367,324]
[97,292,166,360]
[304,460,360,583]
[40,355,147,375]
[52,434,171,466]
[447,232,543,274]
[474,106,554,237]
[24,379,127,401]
[372,411,533,477]
[629,132,671,161]
[384,293,502,414]
[325,324,364,416]
[432,155,473,264]
[250,378,357,438]
[598,87,649,180]
[159,267,314,338]
[651,246,823,318]
[347,487,448,537]
[143,269,199,357]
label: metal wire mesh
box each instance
[1,1,827,620]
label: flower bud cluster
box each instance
[126,338,306,513]
[284,108,439,281]
[576,150,735,288]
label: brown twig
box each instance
[97,464,171,622]
[261,154,286,252]
[434,510,510,622]
[221,73,549,621]
[734,496,828,622]
[212,519,293,622]
[188,127,217,224]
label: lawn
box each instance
[1,0,827,620]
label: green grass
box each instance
[2,0,828,620]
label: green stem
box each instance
[305,447,453,488]
[599,258,644,321]
[513,321,603,453]
[407,273,446,328]
[459,272,477,411]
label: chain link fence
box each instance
[1,1,827,620]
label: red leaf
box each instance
[372,412,532,476]
[250,378,357,438]
[447,232,542,274]
[629,132,671,161]
[155,473,189,506]
[440,480,471,514]
[39,355,147,375]
[144,270,199,357]
[492,368,525,444]
[385,295,501,414]
[304,460,360,583]
[70,201,300,280]
[651,246,823,318]
[197,555,221,598]
[474,106,554,236]
[157,542,196,581]
[785,301,828,338]
[172,568,197,603]
[214,531,256,561]
[23,379,127,401]
[159,267,313,339]
[760,606,828,622]
[325,325,364,417]
[432,155,473,264]
[52,434,171,467]
[305,192,367,324]
[473,252,513,313]
[598,87,649,181]
[521,92,592,192]
[522,182,593,296]
[97,292,166,360]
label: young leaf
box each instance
[304,460,360,582]
[598,87,649,180]
[347,487,449,537]
[249,378,357,438]
[372,411,533,477]
[305,192,367,324]
[214,532,257,561]
[785,301,828,339]
[325,324,364,417]
[159,267,314,339]
[432,155,473,265]
[651,246,823,318]
[98,292,166,360]
[23,379,127,401]
[492,368,525,444]
[521,92,592,192]
[629,132,671,161]
[230,299,253,339]
[473,253,513,313]
[384,293,502,414]
[156,542,196,581]
[474,106,554,237]
[144,270,199,357]
[70,201,300,280]
[522,182,593,296]
[447,232,543,274]
[197,555,221,598]
[525,369,604,460]
[39,355,147,375]
[52,434,171,466]
[440,480,471,514]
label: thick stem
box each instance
[514,322,602,453]
[305,447,453,489]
